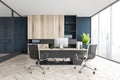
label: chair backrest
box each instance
[28,44,39,59]
[87,44,97,59]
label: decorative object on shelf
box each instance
[80,42,83,49]
[81,33,90,48]
[59,43,63,49]
[64,35,72,39]
[49,44,54,49]
[76,41,82,49]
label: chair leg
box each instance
[79,64,96,74]
[28,60,47,74]
[79,65,85,73]
[37,60,46,74]
[85,65,95,71]
[38,60,50,73]
[28,65,40,74]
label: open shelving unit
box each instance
[64,15,76,48]
[64,15,76,39]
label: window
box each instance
[99,7,111,58]
[111,1,120,61]
[91,1,120,62]
[91,14,99,55]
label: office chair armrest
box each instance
[41,53,49,60]
[75,54,86,60]
[75,54,79,59]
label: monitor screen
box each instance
[54,38,68,48]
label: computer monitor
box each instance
[54,38,68,48]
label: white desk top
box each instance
[40,48,87,51]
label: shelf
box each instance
[65,23,76,25]
[65,30,76,32]
[65,22,76,25]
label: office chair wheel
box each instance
[79,71,81,73]
[47,67,49,70]
[74,67,76,69]
[28,67,31,70]
[43,72,45,74]
[93,72,95,74]
[94,68,97,70]
[29,71,32,74]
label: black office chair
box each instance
[28,44,49,74]
[75,44,97,74]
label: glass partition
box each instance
[0,2,12,53]
[0,1,22,53]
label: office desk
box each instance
[40,48,86,58]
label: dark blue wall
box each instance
[76,17,91,41]
[0,18,11,53]
[0,17,27,53]
[14,17,27,53]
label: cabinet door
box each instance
[40,15,47,39]
[59,15,64,38]
[28,16,32,39]
[49,15,64,38]
[32,16,41,39]
[48,15,54,39]
[52,15,58,38]
[28,16,41,39]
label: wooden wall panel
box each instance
[28,15,64,39]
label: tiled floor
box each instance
[0,53,120,80]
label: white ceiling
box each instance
[0,2,11,17]
[0,0,117,17]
